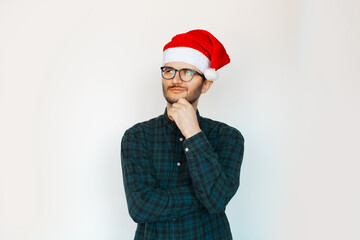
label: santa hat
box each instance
[162,29,230,81]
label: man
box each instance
[121,29,245,239]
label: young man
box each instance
[121,29,245,239]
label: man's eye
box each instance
[164,68,174,73]
[185,70,194,76]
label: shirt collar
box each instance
[163,106,202,132]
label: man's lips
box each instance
[170,87,186,93]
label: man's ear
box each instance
[201,80,214,93]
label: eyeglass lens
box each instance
[162,67,196,81]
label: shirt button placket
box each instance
[178,136,184,167]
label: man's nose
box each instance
[171,71,182,84]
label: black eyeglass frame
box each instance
[160,66,205,82]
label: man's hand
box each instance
[167,98,202,139]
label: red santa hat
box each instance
[162,29,230,81]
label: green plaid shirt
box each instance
[121,107,245,239]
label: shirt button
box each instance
[173,218,176,221]
[179,137,184,142]
[177,162,181,166]
[185,148,189,152]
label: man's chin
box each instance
[165,97,178,104]
[165,96,197,105]
[164,94,183,104]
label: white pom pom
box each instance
[204,68,219,81]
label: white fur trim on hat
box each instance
[204,68,219,81]
[163,47,210,74]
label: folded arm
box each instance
[183,129,245,214]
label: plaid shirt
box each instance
[121,107,245,239]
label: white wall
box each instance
[0,0,359,239]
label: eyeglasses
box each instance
[160,66,205,82]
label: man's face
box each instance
[162,62,207,105]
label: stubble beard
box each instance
[162,82,204,105]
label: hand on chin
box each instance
[167,97,201,139]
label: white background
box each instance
[0,0,359,239]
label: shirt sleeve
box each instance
[182,129,245,214]
[120,128,202,224]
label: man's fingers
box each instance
[168,98,191,121]
[177,97,190,105]
[171,103,180,108]
[171,103,184,109]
